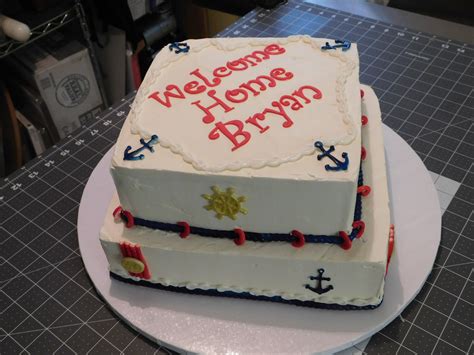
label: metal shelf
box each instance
[0,5,80,59]
[0,1,109,106]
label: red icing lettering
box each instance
[280,95,304,110]
[190,68,221,88]
[270,67,293,81]
[242,50,270,66]
[237,69,292,97]
[227,51,273,70]
[227,59,250,71]
[292,85,322,103]
[245,113,270,133]
[183,80,206,95]
[245,97,295,132]
[263,101,293,128]
[148,85,185,108]
[192,90,234,124]
[225,88,249,103]
[148,45,288,110]
[209,84,324,152]
[213,66,231,77]
[239,75,276,96]
[209,120,251,151]
[264,43,286,55]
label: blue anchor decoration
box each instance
[305,268,334,295]
[123,135,159,161]
[314,141,349,171]
[321,39,351,51]
[169,42,190,54]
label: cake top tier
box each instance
[115,35,361,175]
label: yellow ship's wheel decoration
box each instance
[203,186,248,220]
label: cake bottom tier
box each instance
[100,85,391,309]
[111,272,381,310]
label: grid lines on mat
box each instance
[1,0,472,353]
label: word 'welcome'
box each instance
[146,43,323,152]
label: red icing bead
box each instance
[360,89,364,98]
[361,115,368,126]
[339,231,352,250]
[361,146,367,161]
[177,221,190,238]
[121,210,135,228]
[234,228,246,246]
[290,230,305,248]
[386,224,395,274]
[352,220,365,238]
[113,206,123,221]
[113,206,135,228]
[388,225,395,257]
[357,185,371,197]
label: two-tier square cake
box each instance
[99,36,393,309]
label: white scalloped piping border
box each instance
[128,35,358,172]
[110,269,384,307]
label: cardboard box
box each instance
[12,35,104,138]
[8,80,59,144]
[16,109,48,156]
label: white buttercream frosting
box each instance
[124,36,359,172]
[100,86,391,307]
[111,36,362,235]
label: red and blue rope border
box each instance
[113,166,369,250]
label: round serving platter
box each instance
[78,125,441,354]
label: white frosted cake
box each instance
[100,36,393,309]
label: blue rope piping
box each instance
[111,272,382,310]
[125,166,364,245]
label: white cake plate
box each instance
[78,125,441,354]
